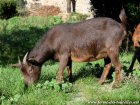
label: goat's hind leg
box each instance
[109,50,121,88]
[98,57,112,84]
[67,59,72,82]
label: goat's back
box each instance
[48,17,125,51]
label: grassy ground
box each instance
[0,53,140,105]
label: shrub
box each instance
[36,79,72,93]
[66,13,89,23]
[0,0,17,19]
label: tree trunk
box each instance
[66,0,71,13]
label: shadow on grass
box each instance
[0,26,49,65]
[40,74,57,82]
[72,62,129,84]
[72,62,115,83]
[30,60,129,84]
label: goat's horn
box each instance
[18,56,22,65]
[23,52,28,64]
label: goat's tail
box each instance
[119,8,127,29]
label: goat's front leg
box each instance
[135,47,140,64]
[57,54,69,83]
[127,52,136,75]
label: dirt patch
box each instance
[67,92,87,105]
[27,5,61,17]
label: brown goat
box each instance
[17,8,126,87]
[128,24,140,74]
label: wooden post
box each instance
[66,0,71,13]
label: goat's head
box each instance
[18,53,41,87]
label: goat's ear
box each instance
[28,58,40,66]
[28,57,34,61]
[10,63,20,68]
[28,58,37,63]
[10,56,22,68]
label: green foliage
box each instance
[0,0,17,19]
[16,0,26,9]
[124,2,140,26]
[36,79,72,92]
[133,69,140,77]
[0,67,69,105]
[47,16,63,27]
[126,3,139,19]
[0,16,63,64]
[66,13,89,23]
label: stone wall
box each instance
[25,0,92,15]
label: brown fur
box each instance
[18,8,126,87]
[133,24,140,47]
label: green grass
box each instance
[0,53,140,105]
[0,15,138,105]
[0,16,63,64]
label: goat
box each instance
[128,24,140,75]
[16,8,126,87]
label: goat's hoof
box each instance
[57,79,63,84]
[112,82,121,88]
[98,80,104,85]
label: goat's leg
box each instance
[136,55,140,64]
[136,48,140,64]
[127,51,136,75]
[109,50,121,87]
[57,54,69,83]
[128,48,140,75]
[98,57,111,84]
[67,59,72,82]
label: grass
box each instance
[0,16,63,64]
[0,53,140,105]
[0,15,139,105]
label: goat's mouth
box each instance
[24,82,34,89]
[24,78,39,87]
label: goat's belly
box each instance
[71,53,107,62]
[71,56,96,62]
